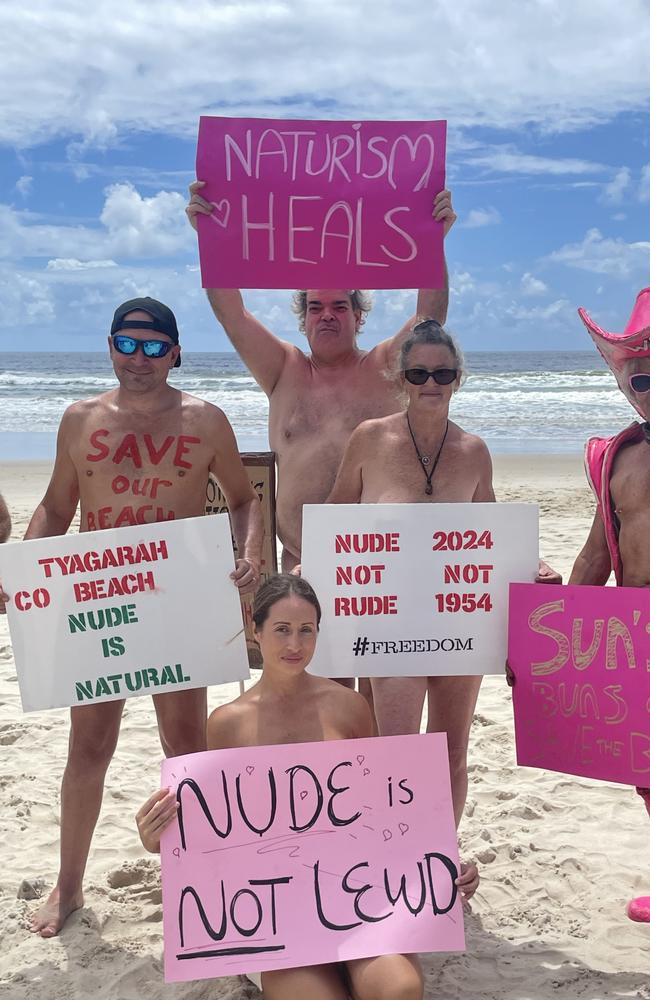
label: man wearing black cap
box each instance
[7,297,263,937]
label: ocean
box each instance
[0,350,635,460]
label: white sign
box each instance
[0,515,249,711]
[301,503,538,678]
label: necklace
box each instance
[406,415,449,496]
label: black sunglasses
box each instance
[112,335,174,359]
[403,367,458,386]
[628,373,650,394]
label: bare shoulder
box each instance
[179,391,233,429]
[452,422,492,462]
[315,678,374,738]
[206,696,254,750]
[349,412,402,446]
[60,391,116,429]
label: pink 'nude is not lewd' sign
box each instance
[160,734,464,983]
[196,117,447,289]
[509,583,650,785]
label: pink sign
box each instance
[509,583,650,785]
[160,733,464,983]
[196,117,447,289]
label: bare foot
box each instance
[29,886,83,937]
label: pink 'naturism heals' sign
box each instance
[196,117,447,289]
[160,733,464,983]
[509,583,650,785]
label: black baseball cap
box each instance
[110,297,182,368]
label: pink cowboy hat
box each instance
[579,287,650,416]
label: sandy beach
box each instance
[0,455,648,999]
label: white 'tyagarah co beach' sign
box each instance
[0,515,249,711]
[301,503,539,678]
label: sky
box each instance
[1,0,650,353]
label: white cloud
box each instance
[639,163,650,203]
[0,184,192,261]
[602,167,631,203]
[46,258,118,271]
[99,184,190,256]
[2,1,650,148]
[547,228,650,277]
[462,207,501,229]
[466,148,604,176]
[505,298,572,323]
[0,269,55,327]
[520,273,548,296]
[14,175,32,197]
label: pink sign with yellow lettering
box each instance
[509,583,650,785]
[160,733,464,983]
[196,117,447,289]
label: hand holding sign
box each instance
[187,180,457,239]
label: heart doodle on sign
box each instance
[246,766,255,776]
[356,755,365,765]
[173,848,180,858]
[300,790,309,800]
[398,823,409,835]
[363,768,370,776]
[382,829,392,842]
[210,199,231,228]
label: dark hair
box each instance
[252,574,322,629]
[399,318,465,380]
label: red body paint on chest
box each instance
[86,431,201,469]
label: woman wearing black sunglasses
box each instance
[326,319,492,828]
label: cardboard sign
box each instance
[509,582,650,785]
[196,116,447,289]
[161,733,463,982]
[0,516,249,711]
[205,452,278,668]
[301,503,538,678]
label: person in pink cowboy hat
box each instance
[569,286,650,923]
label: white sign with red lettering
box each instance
[301,503,538,677]
[0,516,249,711]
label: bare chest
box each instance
[71,420,213,531]
[610,444,650,522]
[269,364,401,448]
[360,437,479,503]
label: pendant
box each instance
[425,483,433,495]
[422,456,430,465]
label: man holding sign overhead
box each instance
[186,117,455,573]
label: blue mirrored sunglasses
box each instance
[112,335,173,358]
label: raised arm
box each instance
[186,181,292,396]
[369,189,456,372]
[568,508,612,585]
[209,409,264,593]
[25,408,80,540]
[0,492,11,543]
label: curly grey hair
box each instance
[291,290,373,332]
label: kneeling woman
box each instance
[137,574,478,1000]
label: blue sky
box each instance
[2,0,650,353]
